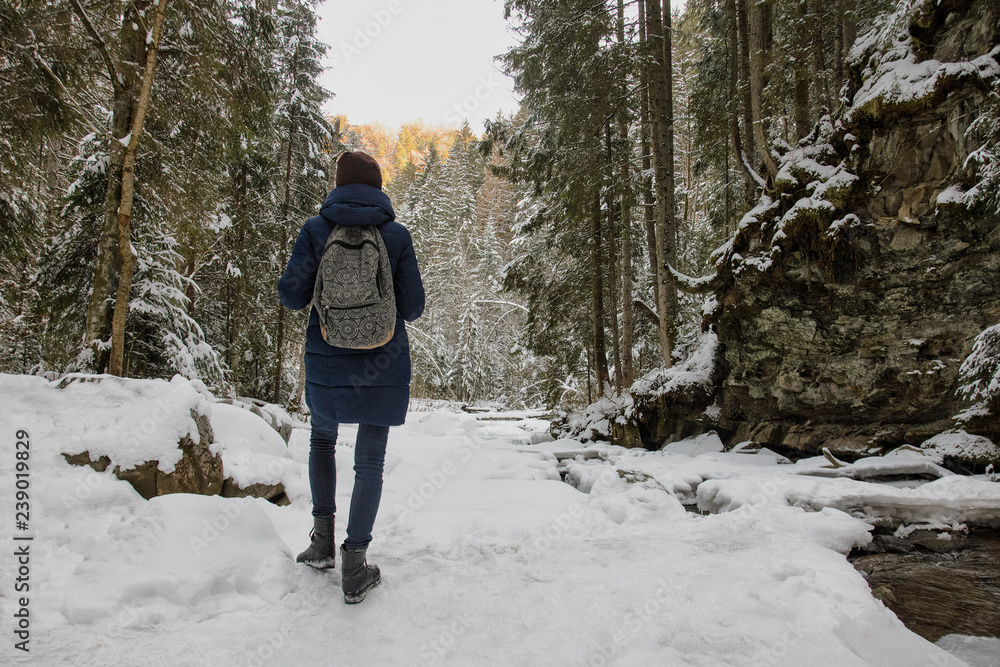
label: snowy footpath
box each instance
[1,375,997,666]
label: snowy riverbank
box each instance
[1,373,997,665]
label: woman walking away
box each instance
[278,151,424,604]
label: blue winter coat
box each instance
[278,183,425,426]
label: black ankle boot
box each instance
[340,545,381,604]
[296,515,336,569]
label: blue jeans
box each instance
[309,413,389,550]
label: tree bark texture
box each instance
[794,0,811,141]
[605,121,623,392]
[834,0,845,95]
[107,0,170,377]
[737,0,754,179]
[638,0,660,311]
[726,0,756,201]
[291,338,307,413]
[590,193,610,393]
[837,0,857,94]
[646,0,678,368]
[618,0,635,388]
[810,0,831,112]
[273,50,300,403]
[620,190,635,386]
[83,1,149,366]
[750,0,779,178]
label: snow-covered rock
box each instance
[0,388,978,664]
[697,0,1000,460]
[8,373,299,501]
[218,396,295,444]
[923,430,1000,466]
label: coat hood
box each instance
[319,183,395,227]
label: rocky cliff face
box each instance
[616,0,1000,460]
[712,0,1000,458]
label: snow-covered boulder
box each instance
[56,374,224,499]
[24,374,292,502]
[922,430,1000,469]
[597,332,722,449]
[210,402,296,503]
[217,396,294,444]
[551,396,617,444]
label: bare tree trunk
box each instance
[605,124,623,393]
[617,0,635,387]
[291,338,307,412]
[273,296,286,402]
[107,0,170,377]
[80,0,144,367]
[810,0,831,112]
[684,110,692,227]
[183,253,197,316]
[726,0,756,200]
[585,343,593,406]
[794,0,811,141]
[607,226,623,393]
[226,179,247,389]
[646,0,677,368]
[842,0,856,47]
[662,0,678,365]
[590,192,610,393]
[834,0,845,95]
[620,189,635,386]
[839,0,857,92]
[638,0,660,310]
[737,0,754,177]
[273,52,300,404]
[226,278,240,379]
[724,133,732,232]
[44,136,65,233]
[750,0,779,179]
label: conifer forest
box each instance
[2,0,999,424]
[4,0,1000,661]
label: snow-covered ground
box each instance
[1,374,998,666]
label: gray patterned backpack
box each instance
[313,224,395,349]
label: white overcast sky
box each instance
[316,0,522,132]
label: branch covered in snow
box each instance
[958,323,1000,406]
[666,263,726,295]
[630,331,719,400]
[632,299,660,326]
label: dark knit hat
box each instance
[335,151,382,189]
